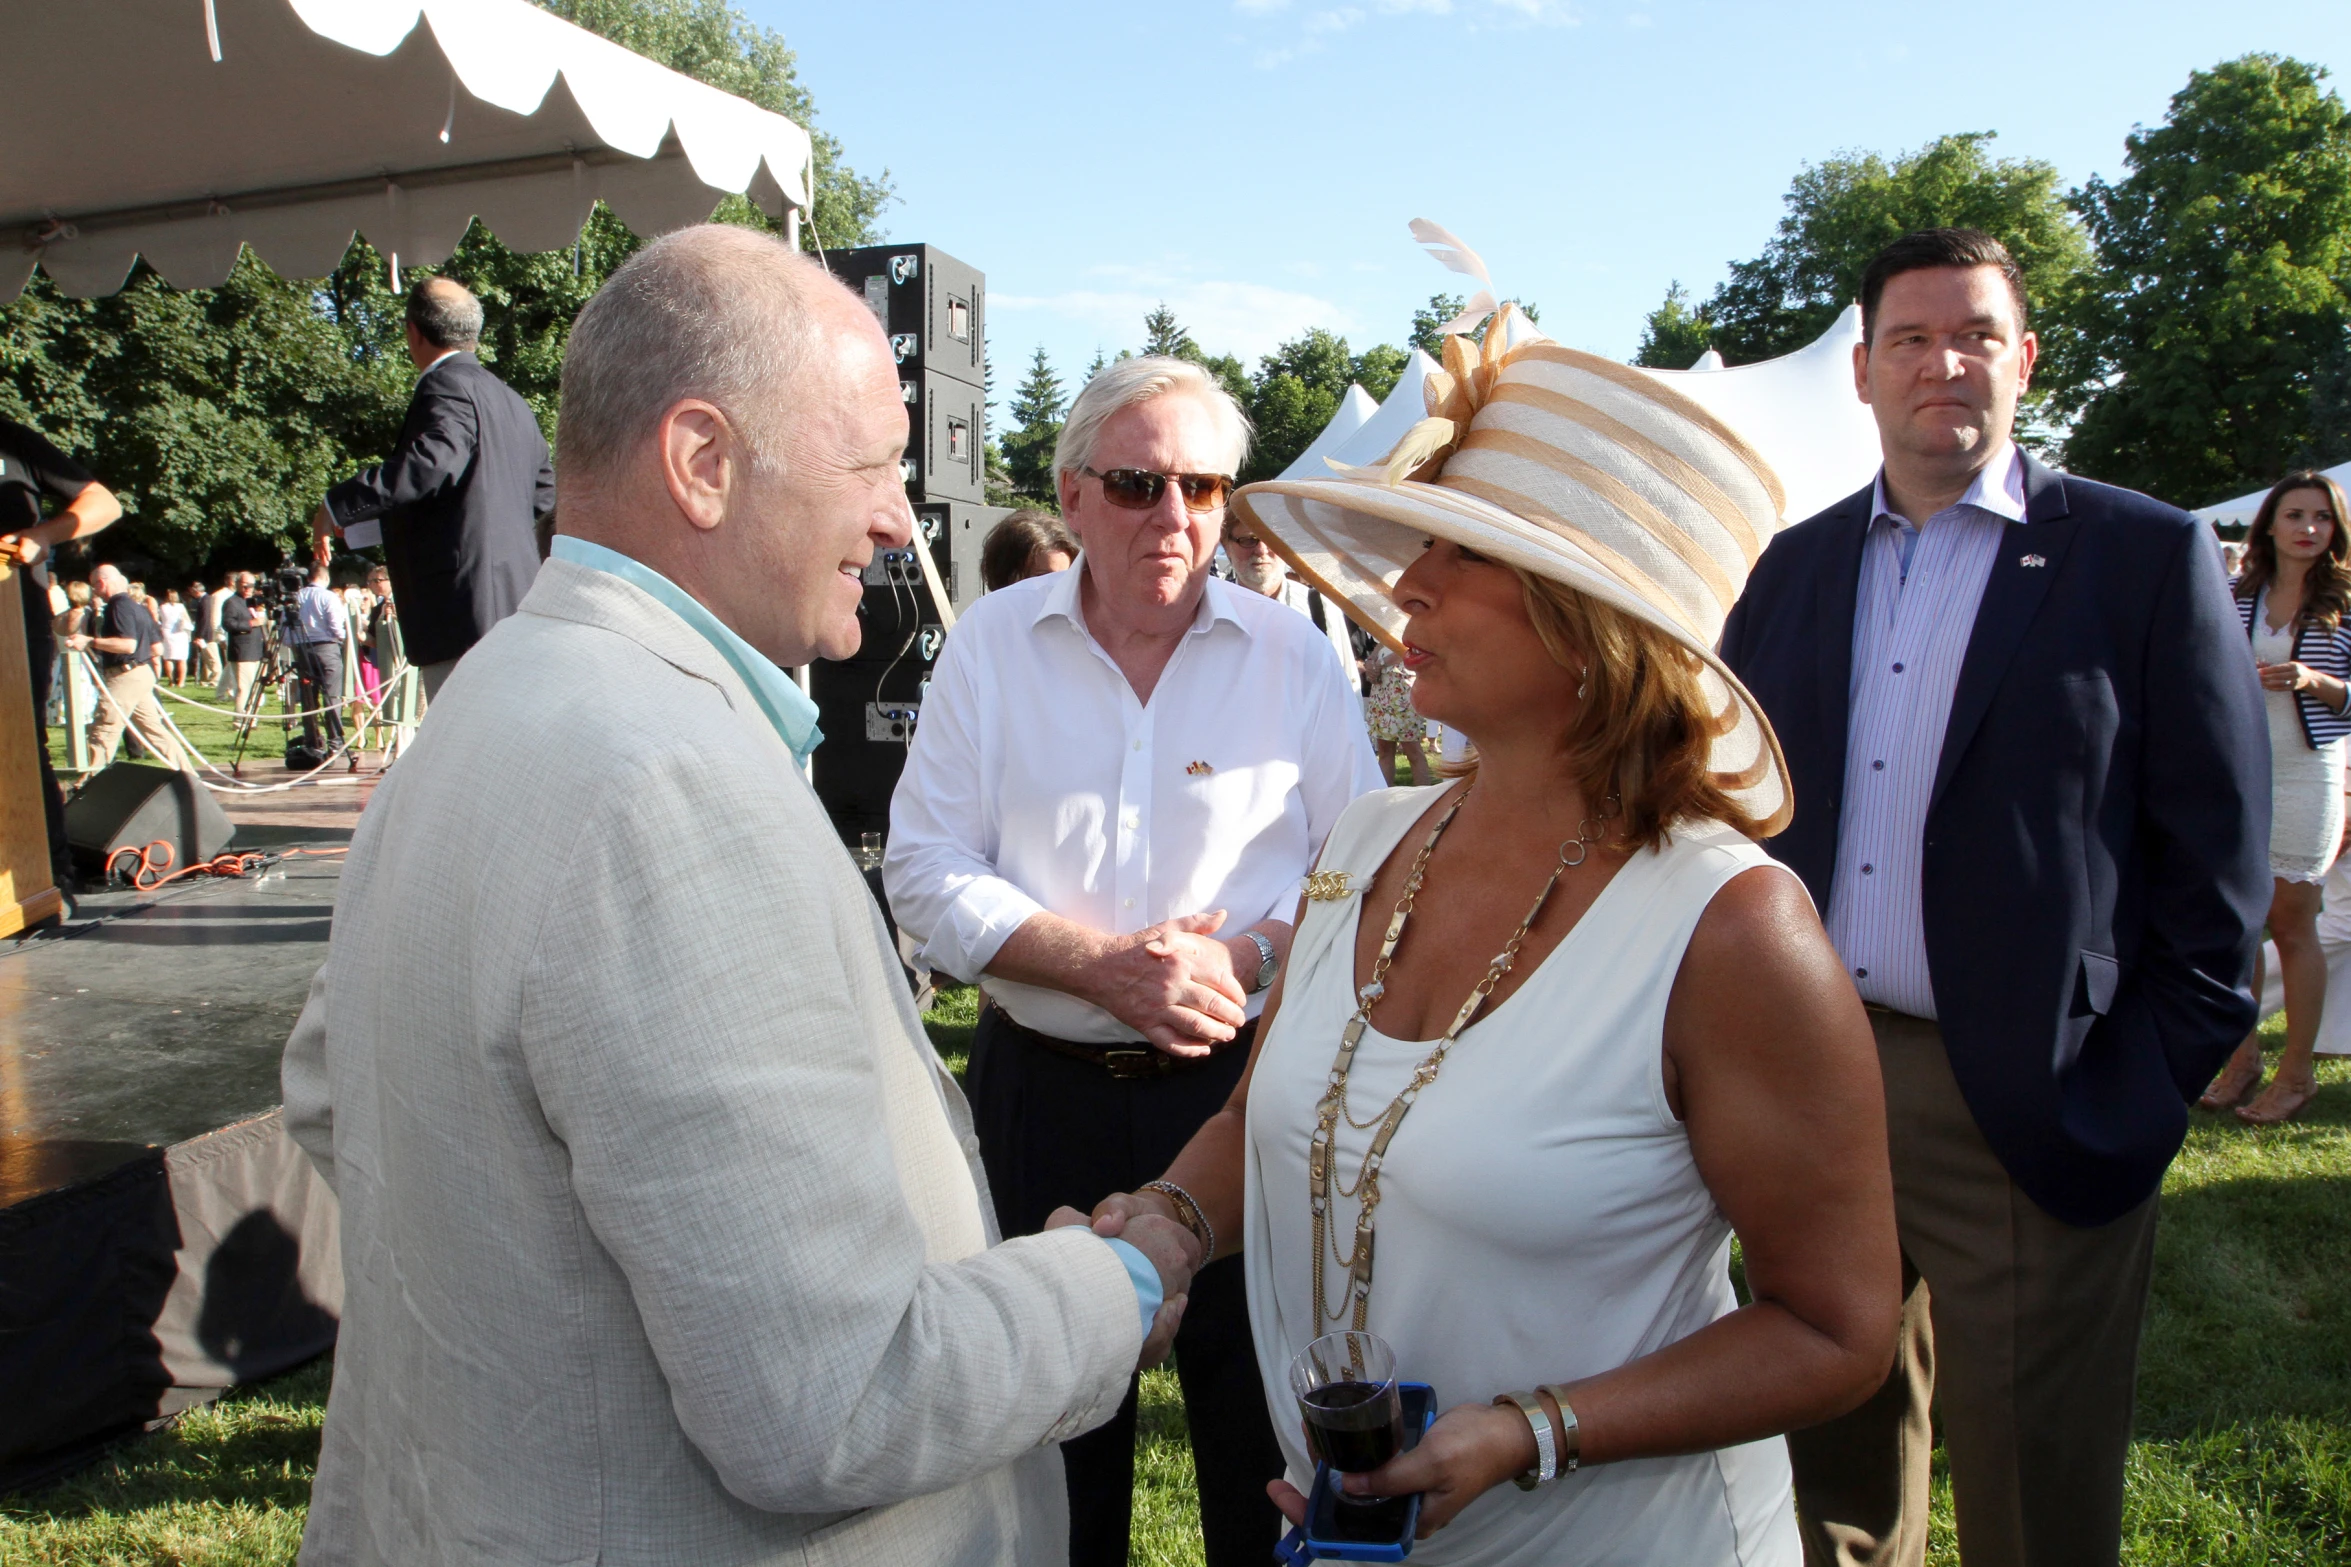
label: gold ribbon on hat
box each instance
[1325,301,1539,488]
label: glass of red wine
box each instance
[1290,1330,1408,1540]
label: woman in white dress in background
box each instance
[2202,471,2351,1125]
[1082,309,1899,1564]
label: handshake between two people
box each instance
[1046,1188,1205,1370]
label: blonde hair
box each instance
[1054,355,1251,480]
[1443,569,1765,852]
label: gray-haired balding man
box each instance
[315,275,554,699]
[281,225,1198,1567]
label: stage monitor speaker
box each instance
[824,243,986,394]
[899,372,986,506]
[64,764,233,877]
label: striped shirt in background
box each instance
[1824,444,2028,1019]
[2235,590,2351,749]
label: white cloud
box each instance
[1242,0,1575,68]
[991,279,1359,362]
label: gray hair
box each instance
[407,278,485,350]
[557,225,827,483]
[1054,356,1251,481]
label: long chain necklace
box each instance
[1309,788,1612,1330]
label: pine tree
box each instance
[1002,346,1067,501]
[1143,304,1198,359]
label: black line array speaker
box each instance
[813,243,1003,862]
[64,764,234,877]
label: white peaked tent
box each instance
[2194,460,2351,529]
[1277,384,1380,480]
[1301,307,1880,535]
[3,0,815,300]
[1638,305,1881,527]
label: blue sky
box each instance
[742,0,2351,424]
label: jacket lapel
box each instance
[1928,454,2079,812]
[1814,484,1874,793]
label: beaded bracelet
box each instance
[1140,1180,1216,1261]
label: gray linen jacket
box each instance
[283,557,1140,1566]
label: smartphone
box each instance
[1273,1382,1437,1564]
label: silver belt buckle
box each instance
[1102,1048,1159,1079]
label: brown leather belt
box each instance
[986,1005,1255,1079]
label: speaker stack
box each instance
[814,244,1011,855]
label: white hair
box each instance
[1054,356,1252,480]
[557,224,834,483]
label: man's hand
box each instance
[0,533,46,569]
[1081,911,1247,1057]
[311,503,335,565]
[1048,1203,1200,1369]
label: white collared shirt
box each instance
[885,565,1384,1042]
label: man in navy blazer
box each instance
[1720,230,2268,1567]
[316,278,554,699]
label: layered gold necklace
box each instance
[1310,787,1611,1330]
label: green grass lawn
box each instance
[45,663,396,784]
[8,1002,2350,1564]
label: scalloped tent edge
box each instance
[2,0,816,301]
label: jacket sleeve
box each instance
[2122,520,2271,1097]
[281,962,337,1193]
[534,452,556,520]
[324,381,479,529]
[519,749,1139,1514]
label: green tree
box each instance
[2060,56,2351,501]
[1244,327,1359,481]
[1351,344,1409,402]
[0,0,892,571]
[1410,294,1465,357]
[1634,281,1715,368]
[1142,303,1198,359]
[1002,346,1066,500]
[1687,132,2091,385]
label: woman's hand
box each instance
[1267,1400,1537,1540]
[2256,659,2318,691]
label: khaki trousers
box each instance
[87,664,190,772]
[227,660,263,729]
[1789,1009,2158,1567]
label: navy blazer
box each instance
[327,352,555,667]
[1720,454,2270,1227]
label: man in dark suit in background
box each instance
[1720,229,2270,1567]
[316,277,554,700]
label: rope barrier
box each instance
[70,650,418,795]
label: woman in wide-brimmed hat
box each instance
[1083,289,1900,1564]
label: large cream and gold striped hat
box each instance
[1231,250,1794,832]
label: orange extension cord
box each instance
[103,840,348,893]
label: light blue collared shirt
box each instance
[550,535,823,767]
[1826,445,2029,1019]
[550,535,1161,1334]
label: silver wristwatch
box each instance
[1242,929,1278,994]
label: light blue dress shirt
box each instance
[550,534,1161,1333]
[1825,445,2029,1019]
[550,535,824,766]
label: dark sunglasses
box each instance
[1082,465,1237,514]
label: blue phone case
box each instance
[1272,1382,1437,1564]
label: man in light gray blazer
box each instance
[281,225,1201,1567]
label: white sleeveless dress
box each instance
[1244,786,1801,1566]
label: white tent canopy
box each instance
[4,0,814,301]
[2194,461,2351,529]
[1638,305,1880,527]
[1302,308,1880,536]
[1277,383,1379,480]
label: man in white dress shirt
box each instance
[886,356,1384,1567]
[1222,512,1364,697]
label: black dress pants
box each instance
[968,1005,1284,1567]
